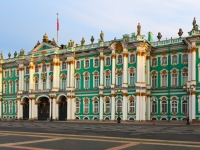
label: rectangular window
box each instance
[76,78,80,89]
[84,102,89,113]
[10,84,13,94]
[35,81,38,91]
[130,73,135,85]
[4,70,7,78]
[182,72,188,85]
[106,75,110,87]
[94,76,99,88]
[94,59,99,67]
[85,77,89,89]
[50,80,53,90]
[162,74,167,87]
[76,102,80,113]
[4,84,7,94]
[118,75,122,86]
[16,83,19,92]
[94,101,98,113]
[152,75,157,87]
[10,70,13,77]
[172,74,178,86]
[16,69,19,76]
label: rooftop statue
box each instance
[81,37,85,45]
[100,31,104,42]
[20,49,24,56]
[193,17,196,30]
[0,52,3,60]
[137,23,141,36]
[157,32,162,41]
[8,52,11,59]
[178,28,183,38]
[90,36,94,44]
[68,39,74,47]
[14,51,17,58]
[51,38,57,46]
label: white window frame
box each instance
[182,54,188,64]
[117,54,123,64]
[42,64,47,72]
[171,100,178,113]
[62,61,67,70]
[182,100,187,113]
[10,69,13,77]
[76,60,80,69]
[161,56,168,66]
[4,70,7,78]
[105,57,111,66]
[93,75,99,88]
[16,81,19,93]
[182,71,188,86]
[76,101,80,113]
[129,53,135,63]
[85,59,90,68]
[171,72,178,87]
[104,100,110,113]
[10,82,13,94]
[94,101,99,113]
[16,69,19,76]
[151,57,157,67]
[84,100,89,113]
[161,73,168,87]
[9,101,12,114]
[94,58,99,67]
[152,101,157,113]
[105,73,111,87]
[84,76,89,89]
[25,67,29,74]
[151,74,157,88]
[4,83,7,94]
[35,65,39,73]
[129,100,135,113]
[50,63,53,71]
[75,76,80,89]
[116,100,122,113]
[42,79,46,90]
[3,101,7,113]
[171,54,178,65]
[161,101,167,113]
[35,79,38,91]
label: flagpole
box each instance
[57,13,59,45]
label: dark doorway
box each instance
[58,96,67,120]
[23,98,29,120]
[38,97,50,120]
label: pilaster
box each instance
[29,58,34,92]
[99,92,104,120]
[0,66,2,95]
[122,92,128,120]
[99,52,104,89]
[122,44,128,87]
[111,92,115,120]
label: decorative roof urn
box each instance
[90,36,94,44]
[178,28,183,38]
[157,32,162,41]
[8,52,11,59]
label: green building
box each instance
[1,18,200,123]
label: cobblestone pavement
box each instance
[0,132,199,150]
[0,121,200,142]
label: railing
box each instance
[151,37,185,47]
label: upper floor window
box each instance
[76,61,80,69]
[161,74,167,87]
[35,79,38,91]
[172,73,178,86]
[94,76,99,88]
[76,102,80,113]
[130,54,135,63]
[182,72,188,85]
[85,60,89,68]
[10,70,13,77]
[152,74,157,87]
[16,81,19,93]
[182,54,188,63]
[76,76,80,89]
[62,62,66,70]
[50,78,53,90]
[85,76,89,89]
[94,59,99,67]
[129,100,134,113]
[105,75,110,87]
[16,69,19,76]
[4,70,7,78]
[118,55,122,64]
[105,57,110,65]
[152,58,157,66]
[26,67,29,74]
[4,83,7,94]
[162,56,167,66]
[117,73,122,86]
[25,79,29,92]
[172,55,178,64]
[10,82,13,94]
[84,101,89,113]
[50,63,53,71]
[35,66,38,73]
[42,79,46,90]
[42,64,46,72]
[61,77,66,90]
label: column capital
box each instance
[111,54,116,59]
[146,56,150,60]
[110,93,116,97]
[191,47,197,52]
[100,56,104,60]
[123,52,128,58]
[99,94,104,97]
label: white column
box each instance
[35,102,38,120]
[191,93,196,121]
[111,94,115,120]
[29,100,32,119]
[142,53,146,83]
[99,53,104,89]
[32,99,35,119]
[136,53,140,83]
[19,101,23,119]
[146,95,150,120]
[46,64,50,89]
[99,95,103,120]
[191,48,196,83]
[136,94,140,121]
[53,98,56,120]
[67,97,71,120]
[71,96,75,120]
[38,65,42,90]
[29,60,34,92]
[122,94,127,120]
[189,94,192,121]
[111,54,116,88]
[21,68,24,91]
[141,94,146,121]
[0,67,3,95]
[52,55,59,91]
[55,102,58,120]
[123,53,128,87]
[71,61,74,88]
[49,99,52,119]
[146,56,150,85]
[67,62,70,88]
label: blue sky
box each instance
[0,0,199,58]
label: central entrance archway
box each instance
[58,95,67,120]
[37,97,50,120]
[22,97,29,120]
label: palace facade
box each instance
[1,18,200,122]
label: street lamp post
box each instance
[183,84,194,125]
[49,95,53,122]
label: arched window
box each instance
[25,79,29,92]
[152,101,157,113]
[42,79,46,90]
[61,77,66,89]
[50,63,53,71]
[35,78,38,91]
[152,58,157,66]
[62,62,66,70]
[76,102,80,113]
[130,72,135,85]
[94,75,99,88]
[117,73,122,86]
[35,65,38,73]
[182,100,187,113]
[172,55,178,64]
[172,72,178,86]
[130,54,135,63]
[76,61,80,69]
[182,54,188,63]
[161,101,167,113]
[42,64,46,72]
[85,76,89,89]
[118,55,122,64]
[3,102,7,113]
[84,101,89,113]
[76,76,80,89]
[85,60,89,68]
[129,100,134,113]
[162,56,167,65]
[94,59,99,67]
[10,82,13,94]
[94,101,98,113]
[182,72,188,85]
[9,101,13,114]
[26,67,29,74]
[106,57,110,65]
[172,101,177,113]
[117,100,122,113]
[105,101,110,113]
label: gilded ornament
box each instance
[146,56,150,60]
